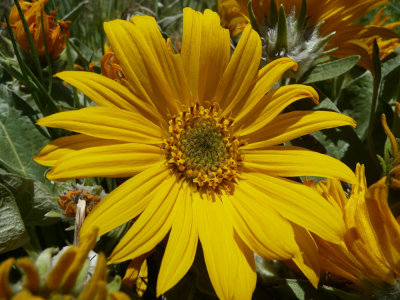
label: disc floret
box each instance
[164,103,244,192]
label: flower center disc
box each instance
[164,103,244,193]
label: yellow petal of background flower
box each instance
[56,71,163,125]
[108,177,181,263]
[46,143,163,181]
[244,111,356,149]
[157,183,198,296]
[37,107,162,144]
[244,146,356,183]
[216,24,261,114]
[237,85,319,135]
[181,8,230,103]
[34,134,122,167]
[243,173,345,243]
[80,166,170,238]
[366,178,400,274]
[104,19,179,118]
[224,186,298,260]
[194,192,256,300]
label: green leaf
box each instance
[336,71,374,140]
[0,173,59,226]
[0,183,29,254]
[300,55,360,84]
[0,105,49,181]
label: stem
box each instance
[367,40,382,172]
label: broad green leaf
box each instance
[300,55,360,84]
[0,183,28,254]
[0,173,59,226]
[0,105,49,181]
[336,71,374,140]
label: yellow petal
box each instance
[34,134,123,167]
[181,8,230,103]
[37,107,162,144]
[46,143,163,181]
[244,111,356,149]
[56,71,163,126]
[104,18,179,118]
[194,193,256,300]
[243,173,345,243]
[291,224,320,288]
[244,146,356,183]
[108,176,181,263]
[129,16,190,106]
[234,58,299,126]
[0,258,15,299]
[157,182,198,296]
[238,85,319,135]
[224,186,298,260]
[216,24,261,114]
[80,165,170,238]
[45,247,78,291]
[17,258,40,293]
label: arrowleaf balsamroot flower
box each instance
[218,0,399,73]
[312,164,400,295]
[9,0,70,60]
[35,8,356,299]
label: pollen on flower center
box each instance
[163,103,245,192]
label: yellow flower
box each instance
[218,0,399,72]
[0,228,129,300]
[9,0,70,59]
[313,164,400,291]
[35,8,357,299]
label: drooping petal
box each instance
[244,146,356,183]
[46,143,164,180]
[37,107,163,144]
[181,8,231,103]
[290,224,320,288]
[244,111,356,149]
[194,192,256,300]
[242,173,345,243]
[216,24,261,114]
[104,18,180,118]
[157,182,198,296]
[108,177,182,263]
[34,134,123,167]
[237,85,319,135]
[56,71,163,125]
[80,165,170,238]
[224,186,298,260]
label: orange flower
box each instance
[9,0,70,59]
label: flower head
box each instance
[313,164,400,292]
[35,8,357,299]
[9,0,70,59]
[0,228,129,300]
[218,0,399,75]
